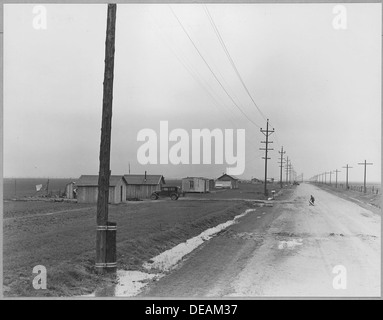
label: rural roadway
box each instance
[139,183,381,297]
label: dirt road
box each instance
[141,183,381,297]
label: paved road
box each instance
[140,183,380,297]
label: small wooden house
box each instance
[215,173,239,189]
[182,177,210,193]
[76,175,127,204]
[124,174,165,200]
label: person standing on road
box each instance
[309,195,315,206]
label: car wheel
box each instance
[171,194,178,200]
[150,194,158,200]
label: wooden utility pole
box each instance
[287,163,292,184]
[278,146,285,188]
[260,119,274,196]
[334,169,341,188]
[285,156,289,184]
[358,160,373,193]
[342,164,353,189]
[96,3,117,274]
[329,171,333,185]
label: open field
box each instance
[3,182,284,297]
[3,178,76,200]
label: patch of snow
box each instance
[85,208,256,297]
[278,239,303,250]
[143,208,256,272]
[114,270,160,297]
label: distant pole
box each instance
[324,172,328,184]
[46,179,50,196]
[342,164,353,190]
[129,162,131,174]
[285,156,289,184]
[14,179,16,197]
[96,3,117,274]
[334,169,341,188]
[260,119,274,196]
[329,171,333,185]
[278,146,285,188]
[358,160,373,193]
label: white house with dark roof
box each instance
[76,175,127,204]
[181,177,211,193]
[124,173,165,200]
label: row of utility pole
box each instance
[259,120,299,196]
[310,160,373,193]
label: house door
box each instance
[120,186,123,202]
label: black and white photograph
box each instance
[2,1,381,300]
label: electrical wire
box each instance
[204,5,268,122]
[169,5,262,129]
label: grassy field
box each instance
[3,181,287,297]
[2,187,271,297]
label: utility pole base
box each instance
[96,221,117,274]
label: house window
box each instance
[190,181,194,189]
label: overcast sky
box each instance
[4,3,381,183]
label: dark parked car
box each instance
[150,186,183,200]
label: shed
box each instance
[215,173,239,189]
[76,175,127,204]
[124,174,165,200]
[182,177,210,193]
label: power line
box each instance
[147,9,239,129]
[169,5,262,129]
[204,5,268,123]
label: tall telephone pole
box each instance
[342,164,353,189]
[329,171,333,185]
[278,146,286,188]
[285,156,289,184]
[286,162,292,184]
[260,119,274,196]
[96,3,117,274]
[334,169,341,188]
[358,160,373,193]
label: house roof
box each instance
[123,174,165,185]
[216,174,239,181]
[77,175,127,187]
[182,177,211,180]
